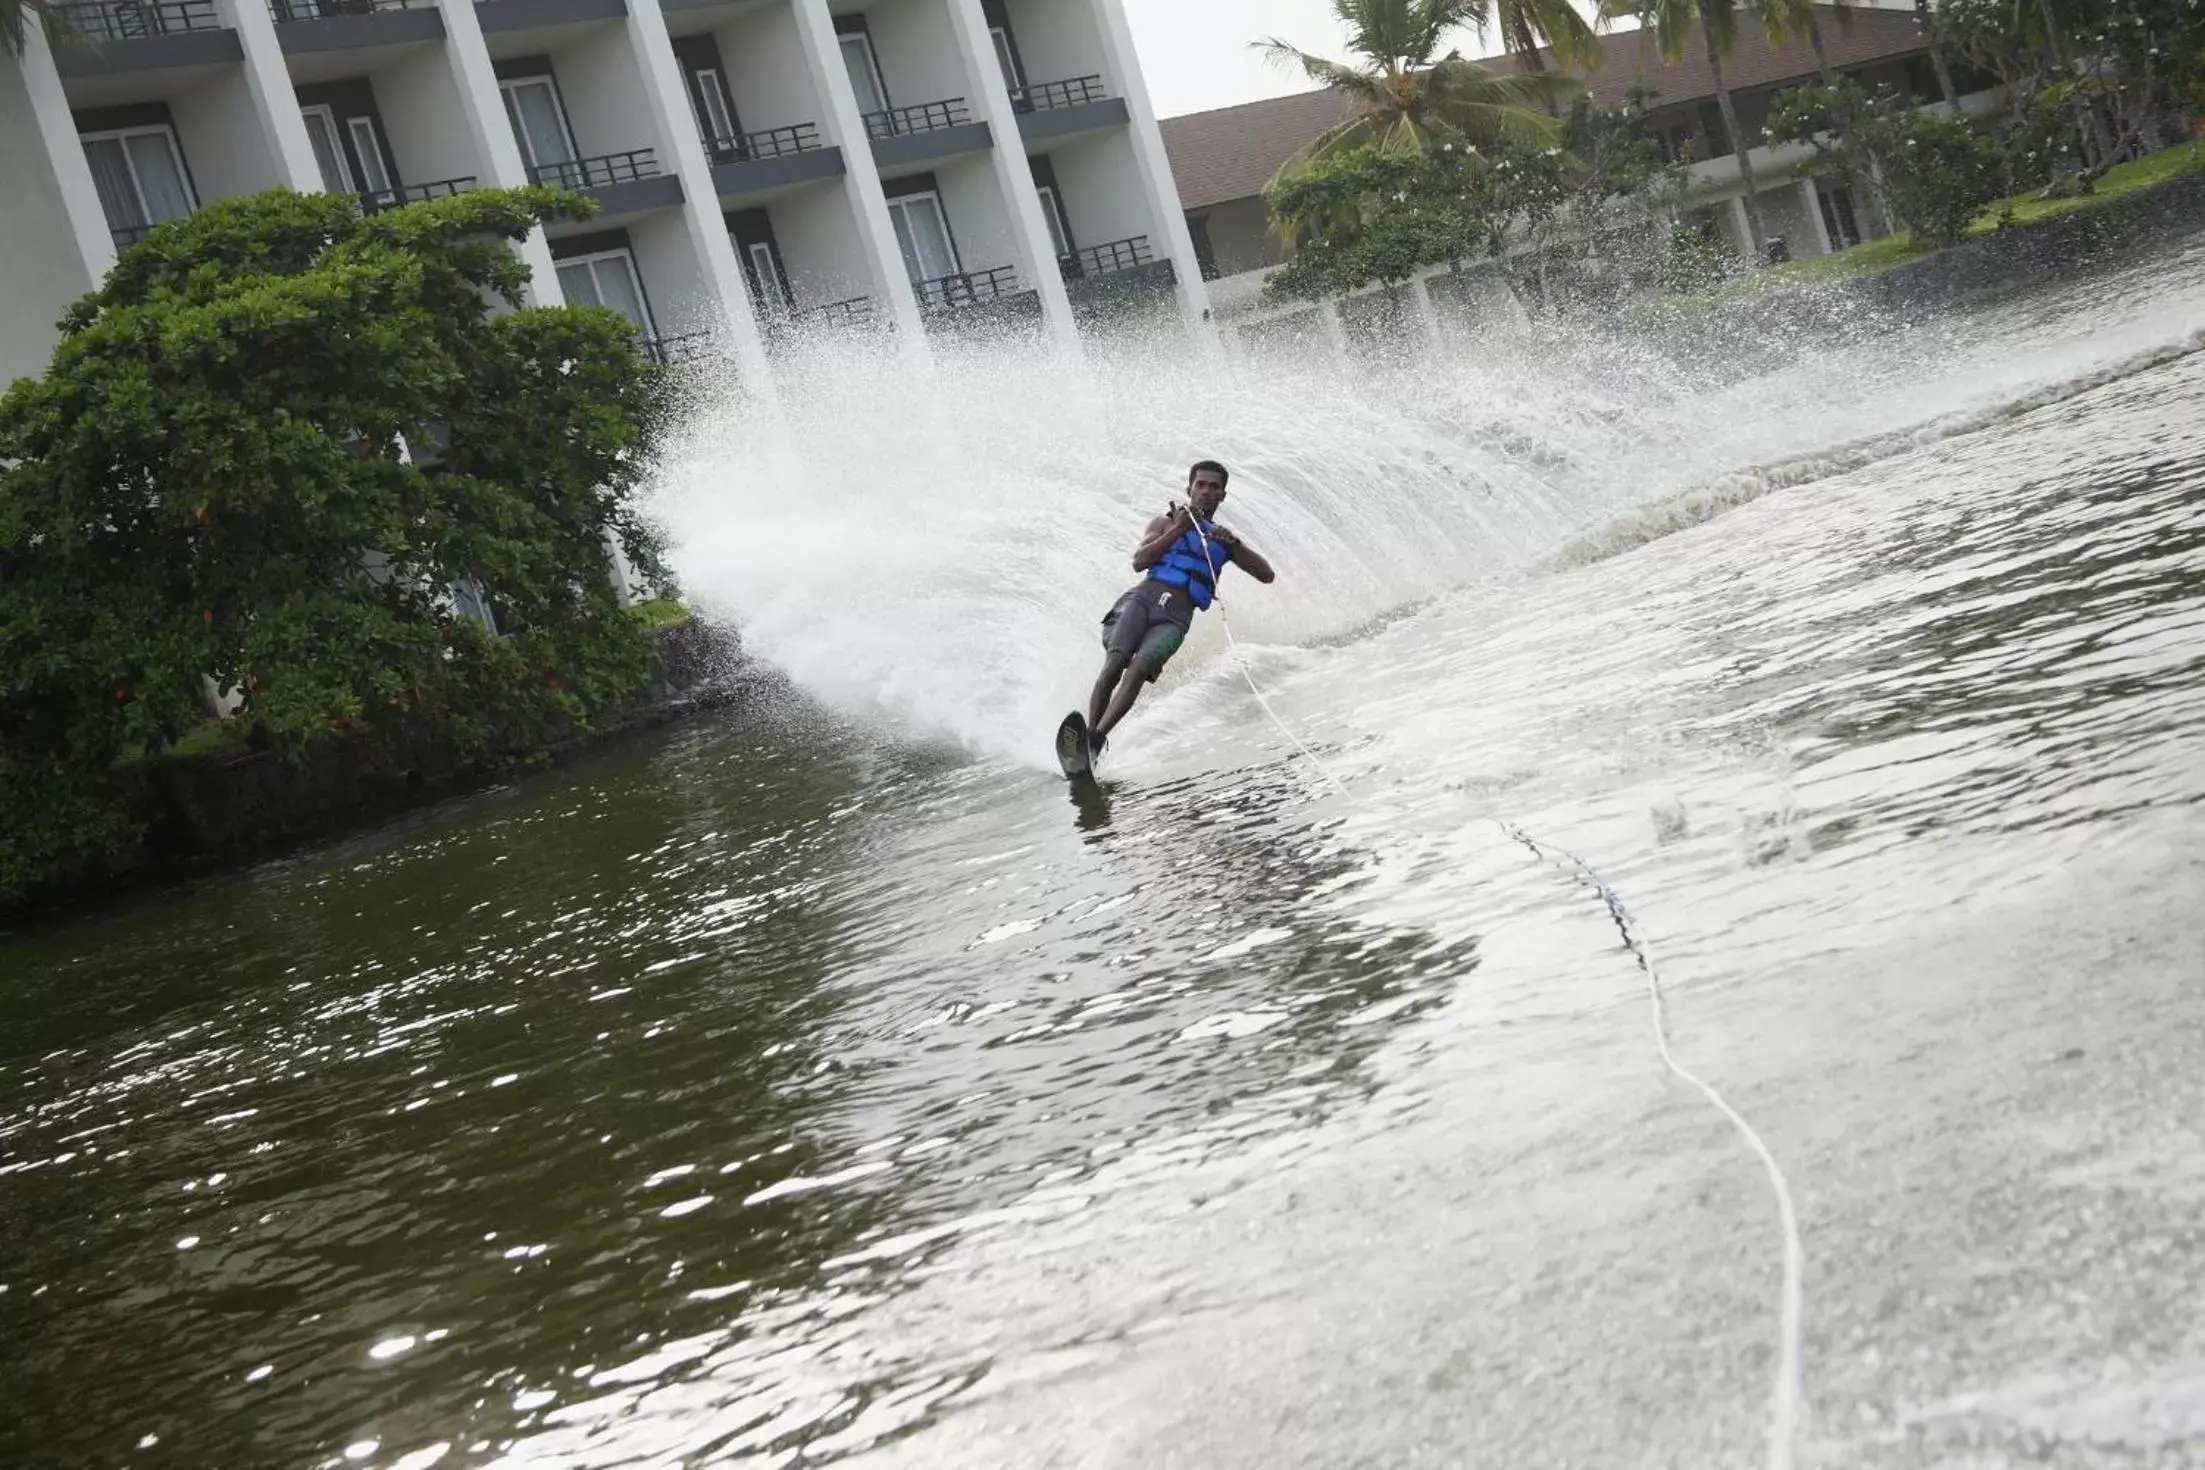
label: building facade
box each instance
[0,0,1208,391]
[1159,3,2002,350]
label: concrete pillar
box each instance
[1799,176,1833,255]
[1406,271,1442,349]
[788,0,931,361]
[16,26,115,276]
[1085,0,1215,338]
[219,0,325,189]
[432,0,561,302]
[0,27,113,381]
[944,0,1079,354]
[1725,194,1755,260]
[621,0,775,386]
[1316,299,1347,359]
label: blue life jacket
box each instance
[1146,518,1225,610]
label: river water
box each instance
[5,237,2205,1469]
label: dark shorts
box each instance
[1101,581,1193,681]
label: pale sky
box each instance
[1121,0,1631,120]
[1123,0,1360,120]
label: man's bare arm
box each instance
[1131,508,1192,570]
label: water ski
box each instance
[1054,711,1098,782]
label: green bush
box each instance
[0,187,673,902]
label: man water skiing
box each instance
[1083,460,1276,763]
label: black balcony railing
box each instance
[800,296,876,328]
[914,265,1018,311]
[702,122,821,165]
[359,177,476,212]
[527,150,660,191]
[863,99,969,141]
[54,0,220,40]
[111,222,160,248]
[268,0,426,20]
[643,331,714,366]
[1015,75,1107,113]
[1059,235,1152,281]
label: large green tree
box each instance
[0,187,672,901]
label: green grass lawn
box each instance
[1968,141,2202,235]
[1668,142,2203,314]
[1768,142,2203,289]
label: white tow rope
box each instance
[1163,508,1805,1470]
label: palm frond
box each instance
[1267,116,1384,190]
[1252,38,1386,98]
[1408,0,1493,63]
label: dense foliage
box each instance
[0,187,673,901]
[1765,81,2008,247]
[1262,94,1690,307]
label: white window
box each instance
[885,191,958,285]
[499,76,577,173]
[839,32,887,117]
[301,106,354,193]
[555,249,654,336]
[990,26,1023,95]
[745,241,788,317]
[347,116,392,195]
[690,67,735,145]
[80,125,196,239]
[1036,184,1071,259]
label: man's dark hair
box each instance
[1189,459,1229,488]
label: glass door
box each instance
[300,106,354,193]
[555,250,654,337]
[500,77,577,176]
[80,127,196,240]
[886,192,958,287]
[840,32,887,119]
[347,116,393,196]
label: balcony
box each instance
[1016,75,1105,112]
[1014,74,1129,144]
[705,123,821,163]
[53,0,219,40]
[914,266,1044,332]
[1061,235,1176,309]
[270,0,444,51]
[802,296,876,328]
[864,99,991,171]
[271,0,430,16]
[111,221,161,249]
[527,149,683,217]
[358,176,477,213]
[51,0,240,74]
[643,331,715,366]
[704,124,845,201]
[863,99,969,140]
[474,0,627,33]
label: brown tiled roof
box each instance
[1542,3,1934,108]
[1161,88,1354,211]
[1160,5,1934,210]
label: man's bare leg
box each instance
[1088,653,1130,730]
[1095,664,1148,740]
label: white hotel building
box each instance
[0,0,1211,390]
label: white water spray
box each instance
[646,283,2194,767]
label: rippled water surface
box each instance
[5,243,2205,1469]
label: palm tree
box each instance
[1254,0,1581,175]
[1467,0,1606,77]
[1612,0,1793,261]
